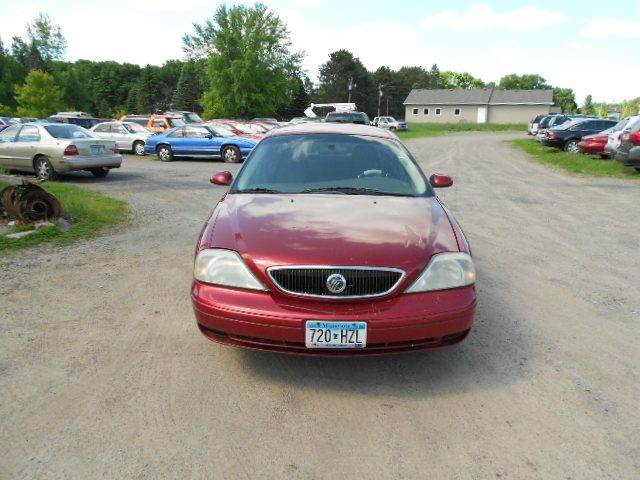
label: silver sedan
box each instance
[0,123,122,180]
[90,121,151,156]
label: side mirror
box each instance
[205,133,213,139]
[429,174,453,188]
[210,171,233,186]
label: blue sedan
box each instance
[144,124,256,163]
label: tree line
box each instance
[1,6,635,121]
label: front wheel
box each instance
[91,167,110,177]
[564,139,580,153]
[157,145,173,162]
[133,140,145,156]
[222,145,242,163]
[34,156,56,180]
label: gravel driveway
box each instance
[1,133,639,479]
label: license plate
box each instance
[305,321,367,348]
[91,145,104,155]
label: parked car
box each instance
[205,120,264,140]
[615,117,640,171]
[541,118,617,152]
[250,117,278,124]
[120,115,150,127]
[164,111,203,124]
[144,124,256,163]
[48,114,101,129]
[290,117,323,124]
[578,128,614,157]
[0,123,122,179]
[146,115,185,134]
[325,111,370,125]
[371,116,408,131]
[90,121,151,156]
[534,115,554,140]
[0,116,17,127]
[528,114,546,135]
[605,116,635,158]
[195,122,476,355]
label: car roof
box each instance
[267,122,397,139]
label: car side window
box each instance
[153,119,168,128]
[17,126,41,142]
[185,127,209,138]
[112,125,127,134]
[168,128,184,138]
[0,125,20,142]
[94,124,110,133]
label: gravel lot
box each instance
[1,132,639,479]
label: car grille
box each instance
[267,267,405,299]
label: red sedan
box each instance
[205,120,265,140]
[192,123,477,356]
[578,128,614,158]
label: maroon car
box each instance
[578,128,614,158]
[192,123,477,356]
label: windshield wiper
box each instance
[301,187,411,196]
[235,187,282,194]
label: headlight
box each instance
[405,252,475,293]
[194,249,268,291]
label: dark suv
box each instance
[325,111,370,125]
[542,118,617,152]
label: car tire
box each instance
[34,156,56,181]
[564,139,580,153]
[157,145,173,162]
[635,167,640,173]
[599,154,609,159]
[222,145,242,163]
[91,167,110,178]
[133,140,145,156]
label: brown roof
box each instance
[404,89,554,105]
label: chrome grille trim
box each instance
[266,265,406,299]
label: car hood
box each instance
[200,194,459,287]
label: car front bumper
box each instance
[192,281,477,356]
[540,137,563,148]
[53,154,122,172]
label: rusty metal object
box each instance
[0,182,63,223]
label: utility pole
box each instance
[347,77,355,103]
[377,84,384,118]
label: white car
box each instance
[90,121,151,156]
[372,116,408,131]
[605,116,640,158]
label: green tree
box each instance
[184,3,303,119]
[441,71,485,89]
[0,37,25,110]
[26,13,66,61]
[581,94,595,115]
[317,50,375,115]
[553,87,578,113]
[135,66,165,113]
[498,73,549,90]
[426,63,442,89]
[172,60,203,112]
[15,70,64,117]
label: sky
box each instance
[1,0,639,104]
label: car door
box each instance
[12,125,42,169]
[184,126,214,156]
[0,125,21,167]
[166,128,187,154]
[91,123,112,142]
[110,124,132,150]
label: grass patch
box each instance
[509,139,640,179]
[397,122,527,140]
[0,181,130,252]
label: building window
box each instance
[454,108,461,116]
[435,108,442,116]
[423,108,429,115]
[412,108,418,115]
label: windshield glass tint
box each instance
[233,134,430,197]
[44,124,94,139]
[184,113,203,123]
[124,122,148,133]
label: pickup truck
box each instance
[371,116,408,131]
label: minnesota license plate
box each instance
[305,321,367,348]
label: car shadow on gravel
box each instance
[240,267,534,397]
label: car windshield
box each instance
[184,112,203,123]
[233,134,431,197]
[170,118,186,126]
[44,124,95,139]
[229,123,253,133]
[124,122,149,133]
[209,123,235,136]
[246,123,267,133]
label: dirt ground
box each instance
[1,133,639,479]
